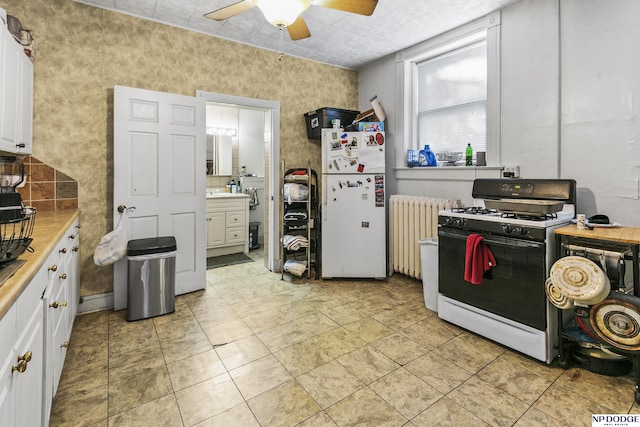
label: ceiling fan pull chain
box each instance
[277,25,285,61]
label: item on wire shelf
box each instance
[282,234,309,251]
[283,183,309,203]
[284,260,307,277]
[550,256,610,305]
[283,208,308,222]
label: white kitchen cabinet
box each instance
[43,218,79,426]
[206,196,249,257]
[0,211,78,427]
[0,262,47,427]
[0,22,33,156]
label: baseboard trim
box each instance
[78,292,113,314]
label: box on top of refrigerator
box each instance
[304,108,360,140]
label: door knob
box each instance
[117,205,136,213]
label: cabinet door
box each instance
[50,276,68,396]
[0,29,19,151]
[14,302,44,427]
[0,360,15,427]
[68,224,80,320]
[207,212,225,248]
[0,26,32,155]
[0,305,16,427]
[16,54,32,155]
[59,248,73,343]
[42,244,62,427]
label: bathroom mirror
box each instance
[206,134,232,176]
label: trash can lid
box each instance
[127,236,177,256]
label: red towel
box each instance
[464,234,497,285]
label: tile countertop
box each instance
[0,209,79,320]
[555,224,640,245]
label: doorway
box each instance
[196,91,280,272]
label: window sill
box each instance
[394,166,504,181]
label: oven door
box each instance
[438,227,548,330]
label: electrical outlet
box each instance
[503,166,520,178]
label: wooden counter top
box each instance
[0,209,79,320]
[554,224,640,245]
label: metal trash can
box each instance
[126,236,177,322]
[249,221,260,250]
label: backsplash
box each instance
[17,156,79,211]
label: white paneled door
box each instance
[113,85,206,311]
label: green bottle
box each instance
[465,143,473,166]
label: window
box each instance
[417,41,487,156]
[397,12,500,167]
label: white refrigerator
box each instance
[321,128,386,279]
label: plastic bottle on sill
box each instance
[418,145,437,167]
[465,143,473,166]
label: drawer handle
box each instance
[61,342,69,349]
[69,234,76,239]
[11,360,27,373]
[59,248,67,254]
[16,143,26,149]
[60,273,67,280]
[49,265,58,272]
[73,246,79,252]
[19,351,32,363]
[60,301,68,307]
[49,301,59,309]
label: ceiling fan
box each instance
[204,0,378,41]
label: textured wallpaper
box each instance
[1,0,358,298]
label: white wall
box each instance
[501,0,560,179]
[358,0,640,226]
[560,0,640,223]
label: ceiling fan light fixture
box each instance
[255,0,310,27]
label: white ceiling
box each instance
[74,0,523,69]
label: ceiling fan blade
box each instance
[204,0,256,21]
[312,0,378,16]
[287,17,311,41]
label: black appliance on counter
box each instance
[437,178,576,363]
[0,156,36,286]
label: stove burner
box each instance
[451,207,498,215]
[500,212,559,221]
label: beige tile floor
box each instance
[50,249,640,426]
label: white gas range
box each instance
[437,179,577,363]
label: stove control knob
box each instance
[518,227,529,236]
[454,218,464,227]
[501,224,512,234]
[445,217,454,226]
